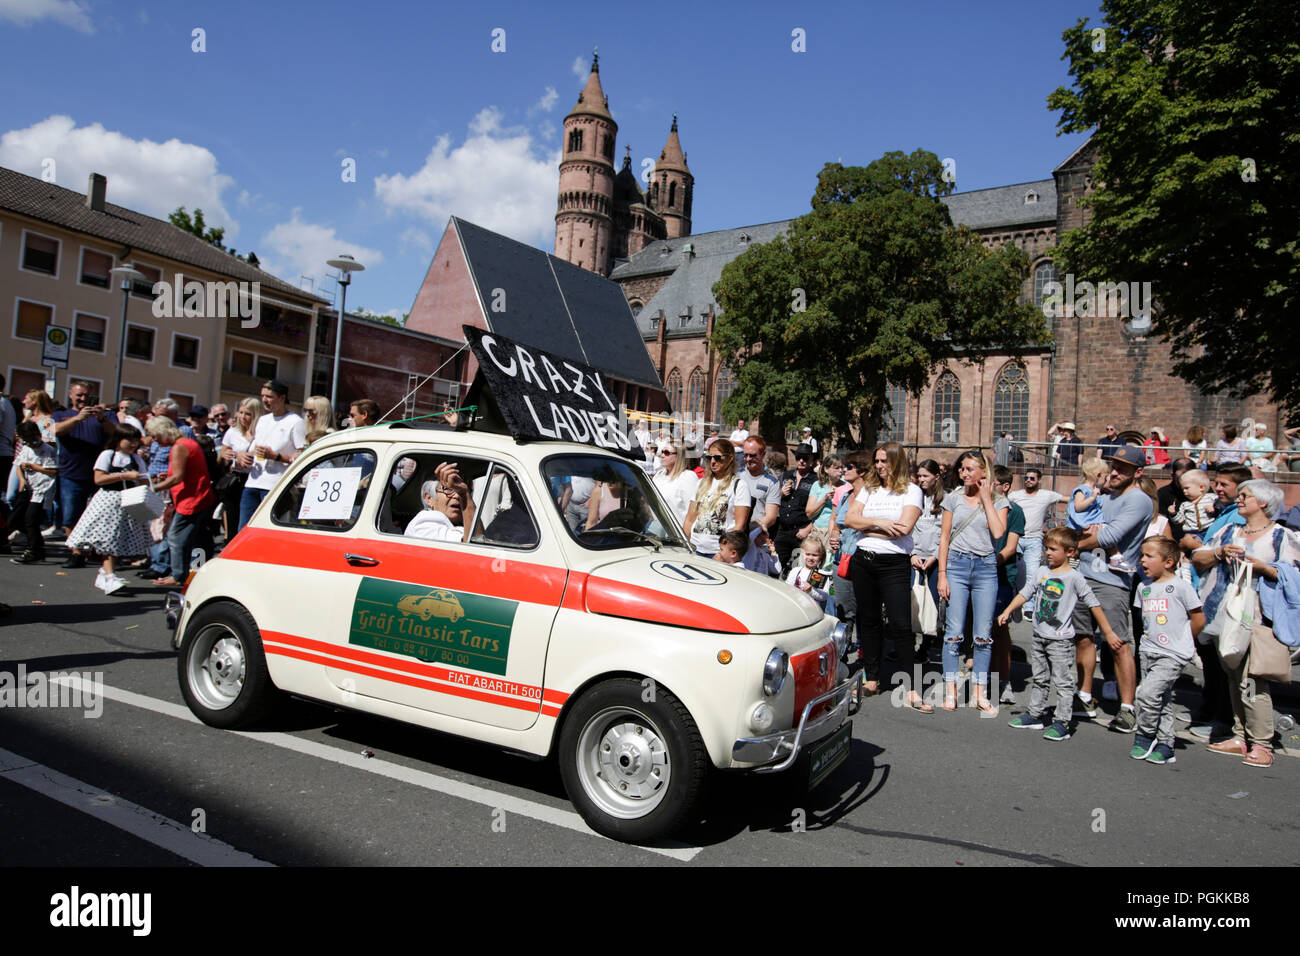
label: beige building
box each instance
[1,166,327,412]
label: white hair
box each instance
[1239,479,1284,519]
[420,479,441,505]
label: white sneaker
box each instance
[103,574,126,595]
[999,685,1017,705]
[94,570,109,593]
[41,527,61,538]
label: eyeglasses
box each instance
[742,453,761,460]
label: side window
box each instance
[378,453,539,549]
[271,448,378,532]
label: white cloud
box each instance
[373,107,560,247]
[398,227,433,254]
[529,86,558,115]
[571,55,586,79]
[260,208,384,285]
[0,114,237,234]
[0,0,93,32]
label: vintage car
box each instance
[170,423,858,843]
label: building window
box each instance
[568,129,583,152]
[120,385,150,404]
[14,300,52,340]
[9,368,47,397]
[74,313,106,352]
[172,333,200,370]
[679,312,690,328]
[629,300,642,318]
[650,316,660,331]
[125,325,155,362]
[715,365,735,414]
[130,263,161,298]
[22,233,59,275]
[880,384,907,442]
[932,371,960,444]
[992,362,1030,442]
[1033,260,1058,310]
[602,135,614,160]
[1025,190,1039,204]
[80,249,113,288]
[686,367,705,420]
[256,355,278,380]
[668,182,677,209]
[665,368,682,411]
[230,349,254,376]
[168,393,195,416]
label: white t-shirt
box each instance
[405,509,461,542]
[653,469,700,527]
[93,450,146,473]
[222,426,257,474]
[729,428,749,446]
[245,411,307,491]
[854,482,924,555]
[1009,488,1064,538]
[690,475,749,554]
[16,442,57,502]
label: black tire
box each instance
[177,600,280,729]
[558,678,708,843]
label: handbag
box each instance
[1216,560,1255,670]
[911,572,938,635]
[1248,621,1292,684]
[121,483,166,523]
[837,551,852,578]
[214,468,247,495]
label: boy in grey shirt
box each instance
[1000,528,1121,741]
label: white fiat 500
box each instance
[171,423,857,843]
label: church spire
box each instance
[657,114,689,172]
[568,51,613,121]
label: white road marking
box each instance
[0,746,272,867]
[50,676,703,862]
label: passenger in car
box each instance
[404,462,475,543]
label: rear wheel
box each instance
[558,678,708,843]
[178,601,280,728]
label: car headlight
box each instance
[832,620,854,660]
[750,702,776,732]
[762,648,789,697]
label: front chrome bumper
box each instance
[732,670,862,771]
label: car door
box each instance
[319,446,564,731]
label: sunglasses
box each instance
[704,454,729,463]
[796,456,812,462]
[742,452,761,460]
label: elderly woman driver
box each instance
[405,463,476,543]
[1192,479,1300,769]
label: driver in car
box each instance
[405,462,476,543]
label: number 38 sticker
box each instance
[298,467,362,520]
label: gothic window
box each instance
[629,300,643,318]
[602,135,614,160]
[880,384,907,442]
[651,182,659,205]
[666,368,682,411]
[668,181,677,209]
[686,367,705,420]
[568,129,584,153]
[932,371,960,445]
[684,183,692,217]
[992,362,1030,442]
[1034,260,1058,311]
[715,365,735,413]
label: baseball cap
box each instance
[1103,445,1145,468]
[189,404,209,418]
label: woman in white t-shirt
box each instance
[217,397,259,540]
[844,441,927,709]
[237,381,307,533]
[1182,424,1208,469]
[683,438,751,558]
[652,441,699,528]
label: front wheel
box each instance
[177,601,280,729]
[558,678,708,843]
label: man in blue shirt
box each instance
[51,381,118,567]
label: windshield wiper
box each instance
[577,526,666,551]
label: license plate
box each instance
[807,721,852,789]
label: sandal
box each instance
[971,698,998,717]
[906,693,934,714]
[941,683,958,711]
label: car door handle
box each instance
[344,553,380,567]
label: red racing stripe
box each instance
[583,575,748,633]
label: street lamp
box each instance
[109,265,145,403]
[325,254,365,411]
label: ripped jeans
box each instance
[942,551,999,686]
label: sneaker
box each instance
[61,553,86,569]
[999,684,1017,706]
[1043,721,1072,742]
[135,568,165,580]
[1072,693,1097,719]
[1146,744,1177,765]
[1207,738,1248,756]
[1189,722,1228,741]
[1109,707,1138,733]
[94,570,109,593]
[1242,745,1274,768]
[1130,734,1157,760]
[1008,713,1046,730]
[41,527,62,538]
[9,551,42,565]
[102,574,127,595]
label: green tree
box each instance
[353,309,406,327]
[169,206,258,264]
[1047,0,1300,418]
[712,151,1047,446]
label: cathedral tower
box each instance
[554,54,618,275]
[653,115,693,240]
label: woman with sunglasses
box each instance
[844,442,927,708]
[937,451,1008,714]
[652,440,699,528]
[683,438,751,559]
[302,395,336,445]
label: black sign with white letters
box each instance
[463,326,641,458]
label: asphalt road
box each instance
[2,545,1297,868]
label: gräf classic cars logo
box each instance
[350,578,517,675]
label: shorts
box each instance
[1070,580,1133,646]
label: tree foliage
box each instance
[1047,0,1300,417]
[711,151,1047,445]
[169,206,257,264]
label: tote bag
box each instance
[120,483,165,523]
[1217,561,1255,670]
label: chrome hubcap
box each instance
[576,707,671,819]
[188,626,246,710]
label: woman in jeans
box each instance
[1193,479,1300,768]
[937,451,1008,714]
[844,442,926,710]
[911,459,944,660]
[148,416,216,588]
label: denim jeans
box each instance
[942,551,998,685]
[238,486,270,532]
[168,507,213,579]
[1017,537,1043,588]
[59,475,93,532]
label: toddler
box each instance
[1173,469,1215,535]
[6,421,58,564]
[1067,458,1107,531]
[742,524,781,577]
[715,529,749,565]
[1131,536,1204,765]
[785,537,829,608]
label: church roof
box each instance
[940,179,1057,230]
[567,56,614,123]
[657,116,689,172]
[451,217,662,392]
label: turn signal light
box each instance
[717,649,733,665]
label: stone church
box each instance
[553,62,1282,464]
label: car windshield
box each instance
[543,454,690,551]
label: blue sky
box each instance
[0,0,1098,316]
